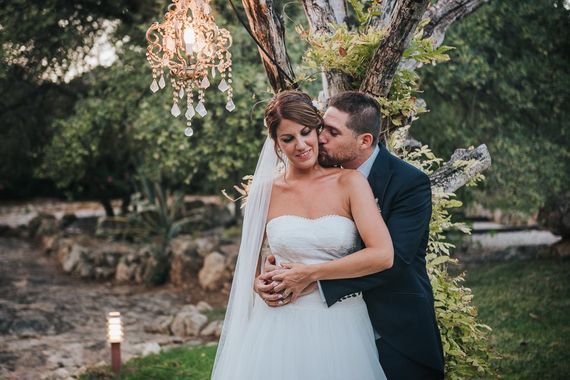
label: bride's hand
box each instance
[266,263,316,303]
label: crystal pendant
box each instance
[225,99,235,112]
[158,75,166,89]
[166,36,176,52]
[185,104,195,120]
[200,77,210,89]
[195,101,207,117]
[179,88,184,98]
[150,79,159,93]
[218,79,229,92]
[184,127,194,137]
[211,66,216,78]
[171,103,181,117]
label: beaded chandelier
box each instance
[146,0,234,137]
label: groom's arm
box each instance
[319,172,432,307]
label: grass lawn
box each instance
[80,346,217,380]
[464,258,570,379]
[81,258,569,379]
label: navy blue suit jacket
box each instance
[320,143,444,375]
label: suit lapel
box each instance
[367,143,393,210]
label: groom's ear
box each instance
[358,133,374,150]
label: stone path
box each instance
[0,237,203,380]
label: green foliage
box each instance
[298,24,386,81]
[300,15,452,131]
[415,0,570,213]
[20,1,273,203]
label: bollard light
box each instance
[107,311,123,375]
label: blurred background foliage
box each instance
[415,0,570,214]
[1,0,568,216]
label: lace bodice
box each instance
[266,215,361,265]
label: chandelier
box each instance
[146,0,234,137]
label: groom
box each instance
[256,91,444,379]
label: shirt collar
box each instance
[357,145,380,178]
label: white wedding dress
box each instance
[229,214,386,380]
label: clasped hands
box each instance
[254,255,317,307]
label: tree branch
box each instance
[241,0,296,92]
[360,0,430,97]
[423,0,489,47]
[429,144,491,193]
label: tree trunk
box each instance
[241,0,296,92]
[302,0,352,95]
[360,0,430,97]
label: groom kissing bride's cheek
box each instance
[212,90,444,380]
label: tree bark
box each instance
[429,144,491,193]
[302,0,352,96]
[423,0,489,47]
[241,0,296,92]
[360,0,430,97]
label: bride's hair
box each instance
[264,90,323,150]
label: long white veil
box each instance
[211,136,278,379]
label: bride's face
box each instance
[276,119,319,169]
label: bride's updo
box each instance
[264,90,323,144]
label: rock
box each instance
[61,242,88,274]
[40,235,58,255]
[195,237,219,257]
[538,194,570,238]
[141,245,171,285]
[171,309,208,337]
[198,252,229,291]
[144,315,173,334]
[94,266,115,279]
[29,213,59,238]
[44,368,72,380]
[196,301,213,312]
[200,320,223,337]
[115,248,147,283]
[95,216,132,238]
[181,202,232,231]
[169,236,202,286]
[220,242,240,272]
[551,240,570,259]
[115,259,137,283]
[142,342,161,356]
[60,213,78,229]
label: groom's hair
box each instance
[328,91,382,146]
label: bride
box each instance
[212,90,393,379]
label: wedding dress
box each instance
[229,214,386,380]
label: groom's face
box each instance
[318,107,359,168]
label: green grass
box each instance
[80,346,217,380]
[81,259,570,379]
[464,259,570,379]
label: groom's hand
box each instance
[263,263,315,303]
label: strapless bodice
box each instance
[266,214,361,265]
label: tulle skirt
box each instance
[230,291,386,380]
